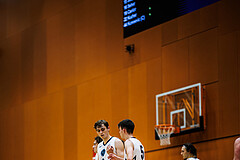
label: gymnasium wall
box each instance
[0,0,239,159]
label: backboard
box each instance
[156,83,205,138]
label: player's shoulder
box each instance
[113,136,121,141]
[129,137,141,143]
[112,137,123,145]
[98,141,104,149]
[234,137,240,149]
[235,137,240,143]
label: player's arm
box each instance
[96,145,100,160]
[107,139,124,160]
[108,152,124,160]
[234,137,240,160]
[125,139,134,160]
[95,153,99,160]
[115,139,124,158]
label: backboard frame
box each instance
[155,83,206,139]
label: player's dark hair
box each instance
[118,119,135,134]
[94,120,109,129]
[95,136,103,144]
[183,143,197,157]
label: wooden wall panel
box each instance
[162,39,189,91]
[32,22,47,99]
[24,100,37,160]
[204,83,220,138]
[110,69,129,136]
[6,0,32,38]
[46,8,76,93]
[189,28,218,84]
[128,63,148,148]
[0,34,22,108]
[0,107,15,160]
[146,58,163,150]
[105,0,125,73]
[0,106,24,160]
[162,20,178,46]
[199,2,218,31]
[21,27,35,102]
[63,86,78,160]
[77,81,95,160]
[178,2,218,40]
[198,136,236,159]
[0,1,7,41]
[219,0,240,35]
[5,0,82,38]
[36,93,64,160]
[13,105,24,160]
[215,136,236,160]
[178,10,201,39]
[139,26,162,62]
[218,32,239,136]
[75,1,107,83]
[38,0,81,20]
[162,3,218,46]
[92,76,112,121]
[238,31,240,133]
[146,147,181,160]
[24,93,64,160]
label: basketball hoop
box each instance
[155,124,176,146]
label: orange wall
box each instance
[0,0,239,159]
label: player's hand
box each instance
[108,153,117,160]
[107,145,114,154]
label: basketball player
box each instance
[181,143,199,160]
[94,120,124,160]
[93,136,103,160]
[108,119,145,160]
[233,137,240,160]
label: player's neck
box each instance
[125,134,134,140]
[187,153,195,158]
[103,135,112,144]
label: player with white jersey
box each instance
[108,119,145,160]
[124,137,144,160]
[97,137,119,160]
[94,120,124,160]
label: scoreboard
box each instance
[123,0,219,38]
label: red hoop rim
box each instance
[155,124,180,133]
[155,124,175,128]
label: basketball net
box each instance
[155,125,175,146]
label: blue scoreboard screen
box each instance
[123,0,219,38]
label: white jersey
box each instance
[92,154,98,160]
[187,158,199,160]
[124,137,145,160]
[97,137,119,160]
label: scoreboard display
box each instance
[123,0,219,38]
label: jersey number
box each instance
[140,145,144,160]
[132,145,144,160]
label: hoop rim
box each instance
[155,124,180,133]
[155,124,175,129]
